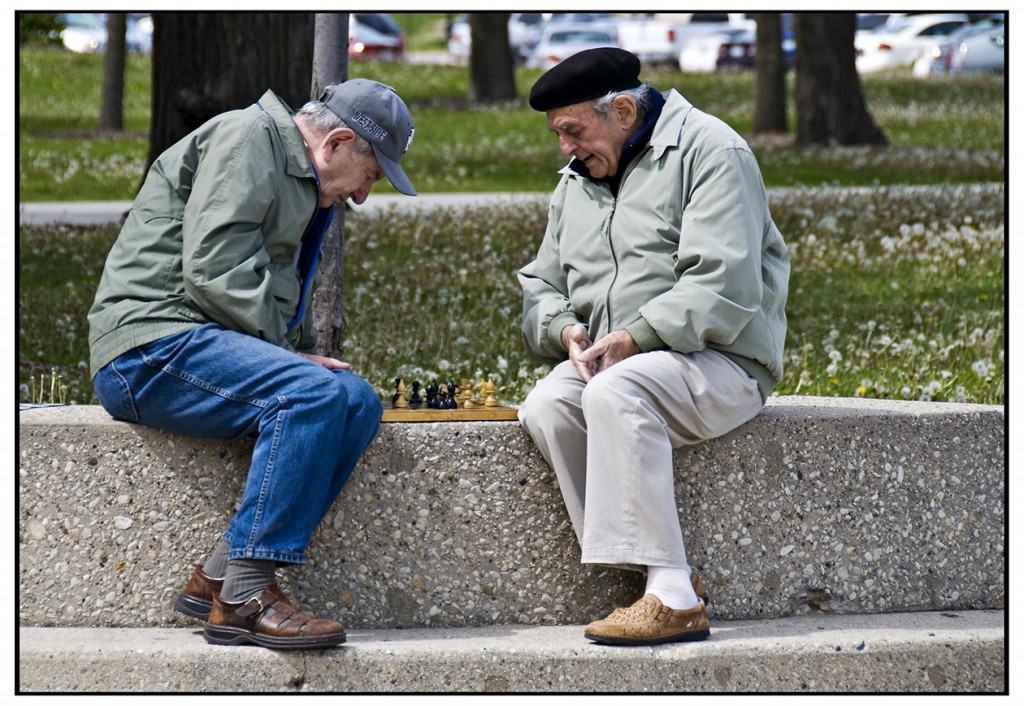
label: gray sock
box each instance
[201,539,230,578]
[221,559,277,603]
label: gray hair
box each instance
[296,99,373,156]
[592,84,652,122]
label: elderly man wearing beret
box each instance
[517,48,789,645]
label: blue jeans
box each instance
[93,323,382,564]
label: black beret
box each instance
[529,47,642,111]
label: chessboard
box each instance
[381,377,519,423]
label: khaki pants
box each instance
[518,349,763,572]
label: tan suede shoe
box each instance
[584,594,711,646]
[690,565,709,605]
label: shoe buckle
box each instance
[238,595,265,618]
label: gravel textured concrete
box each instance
[18,610,1005,693]
[19,397,1004,632]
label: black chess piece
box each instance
[391,377,402,404]
[426,381,439,409]
[409,380,423,407]
[444,380,458,409]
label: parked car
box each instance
[57,13,106,53]
[678,28,747,72]
[526,22,620,70]
[713,13,795,70]
[855,13,968,72]
[57,13,152,53]
[350,12,405,61]
[675,13,756,73]
[125,13,153,54]
[614,14,684,64]
[448,12,560,64]
[912,18,1005,76]
[676,12,755,43]
[949,26,1005,73]
[856,13,897,33]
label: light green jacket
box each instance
[518,89,789,399]
[88,91,322,376]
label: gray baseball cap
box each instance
[320,79,416,196]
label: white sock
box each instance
[645,565,700,610]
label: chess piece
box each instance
[463,384,475,409]
[409,380,423,407]
[484,379,498,407]
[426,381,439,409]
[393,378,408,408]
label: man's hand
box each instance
[561,323,597,382]
[298,351,351,370]
[576,329,640,378]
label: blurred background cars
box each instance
[713,13,794,70]
[448,12,612,65]
[678,28,747,72]
[855,13,968,72]
[349,12,405,61]
[57,13,107,53]
[912,16,1005,76]
[57,13,152,53]
[615,14,684,64]
[525,21,620,70]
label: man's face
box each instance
[313,131,384,208]
[546,98,636,179]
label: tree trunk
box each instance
[99,13,126,132]
[468,13,516,103]
[753,13,787,134]
[310,13,350,360]
[148,13,315,168]
[793,13,887,146]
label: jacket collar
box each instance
[256,90,314,180]
[557,88,693,181]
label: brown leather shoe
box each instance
[584,594,711,646]
[203,584,346,650]
[173,564,223,620]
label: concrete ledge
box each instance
[19,397,1004,630]
[17,610,1006,693]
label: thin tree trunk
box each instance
[468,13,516,103]
[753,13,787,134]
[310,13,350,359]
[99,13,126,131]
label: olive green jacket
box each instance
[88,90,322,376]
[518,89,790,399]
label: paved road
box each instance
[18,192,550,227]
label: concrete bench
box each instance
[19,397,1004,632]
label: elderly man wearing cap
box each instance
[518,48,789,645]
[88,80,415,649]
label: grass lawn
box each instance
[18,46,1005,200]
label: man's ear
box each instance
[612,95,638,128]
[323,127,357,160]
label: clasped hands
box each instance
[561,323,640,383]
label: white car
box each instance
[912,20,1005,76]
[947,26,1005,74]
[526,22,620,70]
[855,13,968,72]
[58,13,106,53]
[675,13,757,73]
[678,28,747,73]
[448,12,548,64]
